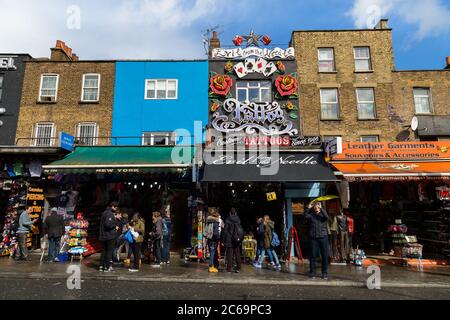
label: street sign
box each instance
[59,132,75,151]
[325,137,343,158]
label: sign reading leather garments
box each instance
[211,98,298,136]
[202,151,337,182]
[212,47,295,60]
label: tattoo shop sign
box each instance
[211,98,298,136]
[212,47,295,60]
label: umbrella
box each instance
[308,195,340,206]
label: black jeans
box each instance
[130,242,142,269]
[310,237,329,277]
[154,239,162,263]
[226,245,241,272]
[101,239,115,269]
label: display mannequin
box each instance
[336,210,349,262]
[328,213,338,261]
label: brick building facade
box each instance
[15,41,115,147]
[291,20,450,142]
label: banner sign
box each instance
[212,47,295,60]
[331,142,450,161]
[59,132,75,152]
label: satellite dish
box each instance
[396,129,411,142]
[411,116,419,131]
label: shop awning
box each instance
[43,146,194,174]
[201,151,337,182]
[332,161,450,180]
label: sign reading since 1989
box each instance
[0,57,17,70]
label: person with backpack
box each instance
[151,211,164,267]
[253,215,281,270]
[43,207,65,263]
[222,209,243,273]
[205,209,221,273]
[128,212,145,272]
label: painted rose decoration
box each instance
[275,75,297,97]
[210,74,233,96]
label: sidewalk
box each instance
[1,254,450,289]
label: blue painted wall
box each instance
[112,61,208,145]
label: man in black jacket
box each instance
[222,209,243,273]
[44,207,65,263]
[99,201,119,272]
[305,202,329,279]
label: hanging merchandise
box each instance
[67,212,89,259]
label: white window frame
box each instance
[39,74,59,102]
[360,135,379,142]
[76,122,99,145]
[354,47,372,72]
[318,48,336,72]
[145,79,178,100]
[33,122,55,147]
[81,74,101,102]
[320,88,340,120]
[236,81,272,103]
[356,88,376,119]
[142,132,176,146]
[413,88,433,114]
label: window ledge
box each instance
[415,113,433,116]
[36,100,57,105]
[318,71,338,74]
[321,118,343,121]
[79,100,100,104]
[358,118,379,121]
[354,70,374,73]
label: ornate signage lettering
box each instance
[212,47,295,60]
[0,57,17,70]
[212,154,318,167]
[211,98,298,136]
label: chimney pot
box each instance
[374,19,389,29]
[446,56,450,69]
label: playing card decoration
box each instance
[261,35,272,46]
[233,58,277,78]
[275,74,298,98]
[233,35,244,46]
[209,73,233,97]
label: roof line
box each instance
[394,69,450,73]
[291,29,392,33]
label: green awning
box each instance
[43,146,194,174]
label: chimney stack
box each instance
[446,56,450,69]
[50,40,78,62]
[374,19,389,30]
[209,31,221,58]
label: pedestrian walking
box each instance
[43,207,65,263]
[128,213,145,272]
[204,209,221,273]
[151,211,163,267]
[254,217,264,263]
[305,202,330,279]
[253,215,281,270]
[222,209,243,273]
[16,205,37,261]
[99,201,119,272]
[161,211,172,264]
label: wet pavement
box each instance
[0,253,450,290]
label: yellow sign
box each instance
[267,192,277,201]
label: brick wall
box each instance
[16,61,115,146]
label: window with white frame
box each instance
[76,122,98,145]
[34,123,55,147]
[81,74,100,101]
[360,135,379,142]
[0,75,4,101]
[236,81,271,103]
[145,79,178,100]
[39,75,59,102]
[413,88,432,114]
[318,48,335,72]
[320,88,340,120]
[354,47,372,72]
[142,132,176,146]
[356,88,376,119]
